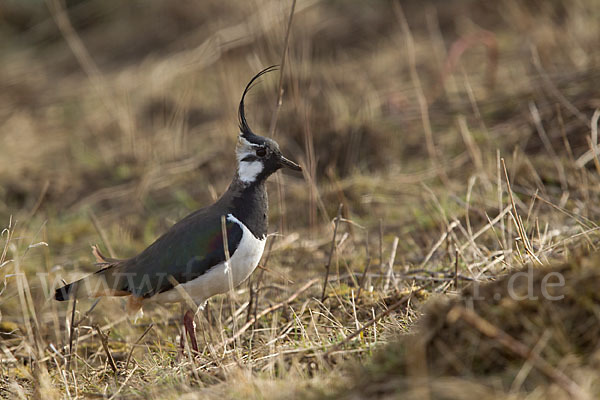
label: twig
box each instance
[66,284,78,371]
[510,330,552,393]
[321,204,343,301]
[501,158,542,264]
[575,109,600,168]
[247,237,276,325]
[27,180,49,219]
[379,219,384,270]
[222,278,319,348]
[46,0,125,136]
[0,216,14,270]
[256,264,294,284]
[94,325,117,373]
[125,324,154,371]
[454,248,459,290]
[556,105,576,165]
[89,211,116,258]
[534,194,598,229]
[269,0,296,235]
[528,101,567,190]
[75,298,101,327]
[246,281,256,326]
[269,0,297,137]
[589,109,600,174]
[420,221,458,267]
[221,215,238,351]
[108,365,138,400]
[447,306,589,400]
[585,136,600,176]
[458,205,511,252]
[38,315,129,363]
[325,295,410,356]
[530,44,589,126]
[394,2,446,183]
[357,231,371,299]
[457,117,485,179]
[383,237,399,291]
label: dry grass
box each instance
[1,0,600,398]
[340,255,600,400]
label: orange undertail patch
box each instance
[92,245,110,263]
[126,295,145,316]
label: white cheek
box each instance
[238,161,263,183]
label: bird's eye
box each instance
[256,148,267,157]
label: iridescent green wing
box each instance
[108,214,243,298]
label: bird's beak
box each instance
[278,154,302,171]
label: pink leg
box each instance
[182,309,199,354]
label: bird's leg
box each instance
[182,309,199,354]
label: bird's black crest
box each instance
[238,65,279,141]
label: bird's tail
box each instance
[54,279,81,301]
[54,245,127,301]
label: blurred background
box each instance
[1,0,599,254]
[1,0,600,398]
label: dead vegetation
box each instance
[1,0,600,398]
[341,255,600,400]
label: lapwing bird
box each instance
[54,66,302,353]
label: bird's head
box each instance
[235,66,301,185]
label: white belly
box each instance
[152,214,266,305]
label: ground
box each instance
[1,0,600,398]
